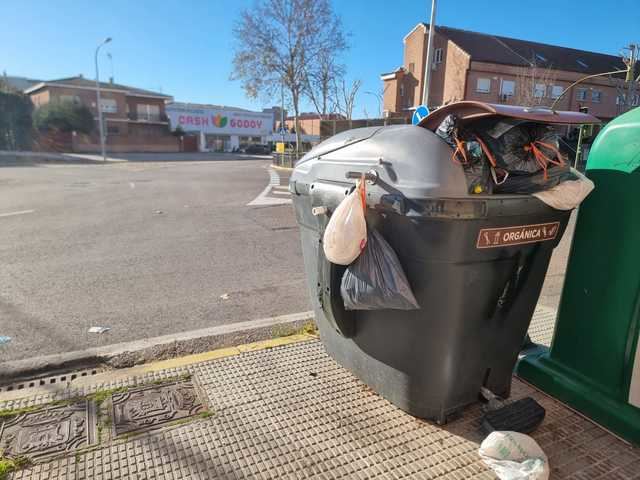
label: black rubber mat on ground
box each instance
[481,397,546,434]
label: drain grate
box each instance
[0,368,103,393]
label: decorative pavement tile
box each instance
[111,381,205,437]
[0,401,97,460]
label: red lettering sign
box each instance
[476,222,560,249]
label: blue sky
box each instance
[2,0,638,117]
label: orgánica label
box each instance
[476,222,560,248]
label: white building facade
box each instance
[166,102,274,152]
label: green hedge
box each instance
[33,101,95,135]
[0,90,33,150]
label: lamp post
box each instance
[95,37,112,162]
[422,0,437,107]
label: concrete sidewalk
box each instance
[0,310,638,479]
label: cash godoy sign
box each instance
[166,106,273,135]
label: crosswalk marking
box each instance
[247,169,292,206]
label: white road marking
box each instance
[272,190,291,196]
[129,182,136,189]
[0,209,35,218]
[247,168,292,206]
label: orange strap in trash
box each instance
[451,137,470,165]
[358,174,367,210]
[473,135,497,168]
[523,140,565,180]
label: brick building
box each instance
[26,76,179,152]
[382,24,631,121]
[278,113,346,137]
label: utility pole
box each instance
[95,37,112,162]
[421,0,437,107]
[625,44,637,112]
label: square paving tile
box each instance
[0,400,97,460]
[111,381,205,437]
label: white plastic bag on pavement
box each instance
[323,180,367,265]
[532,169,594,211]
[479,431,549,480]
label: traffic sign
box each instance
[412,105,430,125]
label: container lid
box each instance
[297,126,383,165]
[419,101,601,130]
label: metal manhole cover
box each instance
[0,401,97,460]
[111,381,205,436]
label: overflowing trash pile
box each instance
[435,114,594,209]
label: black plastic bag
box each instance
[479,122,563,174]
[341,229,419,310]
[494,164,577,194]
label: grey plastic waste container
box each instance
[290,105,593,423]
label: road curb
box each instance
[270,164,294,172]
[0,311,314,384]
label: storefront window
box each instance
[206,135,230,152]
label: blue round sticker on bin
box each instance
[412,105,430,125]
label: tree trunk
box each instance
[292,90,301,154]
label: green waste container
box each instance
[517,106,640,444]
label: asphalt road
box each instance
[0,152,572,363]
[0,155,308,362]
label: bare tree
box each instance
[304,50,344,117]
[231,0,346,152]
[334,78,362,123]
[515,64,556,107]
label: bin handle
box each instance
[346,170,378,185]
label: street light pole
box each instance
[95,37,112,162]
[422,0,437,107]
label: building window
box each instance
[60,95,81,105]
[616,94,626,105]
[107,125,120,135]
[576,88,588,101]
[100,98,117,113]
[434,48,443,64]
[137,103,161,121]
[500,79,516,97]
[476,78,491,93]
[408,62,415,74]
[399,83,405,97]
[550,85,563,99]
[591,90,602,103]
[533,84,546,98]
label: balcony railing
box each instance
[127,112,167,122]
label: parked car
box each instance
[243,144,271,154]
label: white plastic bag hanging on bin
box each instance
[323,179,367,265]
[479,431,549,480]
